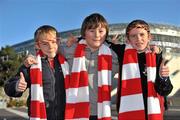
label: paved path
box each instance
[0,106,179,120]
[0,107,28,120]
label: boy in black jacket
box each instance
[4,25,69,120]
[109,20,173,120]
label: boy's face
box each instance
[84,25,107,51]
[36,33,58,59]
[127,27,151,52]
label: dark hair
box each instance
[81,13,109,39]
[34,25,58,42]
[126,19,150,39]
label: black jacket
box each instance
[109,43,173,119]
[4,55,66,120]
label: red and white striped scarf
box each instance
[65,40,112,120]
[118,44,163,120]
[30,52,69,120]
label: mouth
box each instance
[136,43,143,46]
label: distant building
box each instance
[12,23,180,102]
[12,23,180,55]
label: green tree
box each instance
[0,46,23,86]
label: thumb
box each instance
[19,72,26,82]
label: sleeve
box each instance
[155,53,173,96]
[4,65,30,97]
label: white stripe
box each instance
[61,61,70,76]
[31,55,42,71]
[66,86,89,103]
[119,94,144,113]
[98,101,111,118]
[99,44,111,55]
[72,57,87,72]
[98,70,111,86]
[30,118,47,120]
[122,63,140,80]
[31,84,44,102]
[147,67,156,82]
[148,97,161,114]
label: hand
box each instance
[111,34,120,44]
[66,33,77,47]
[149,45,161,54]
[24,54,37,67]
[17,72,27,92]
[159,59,170,78]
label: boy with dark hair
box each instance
[63,13,119,120]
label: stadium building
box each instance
[12,23,180,105]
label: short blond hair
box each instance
[34,25,58,42]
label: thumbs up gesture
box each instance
[159,59,170,78]
[16,72,27,92]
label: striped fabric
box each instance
[30,53,69,120]
[65,40,112,120]
[118,44,163,120]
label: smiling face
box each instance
[127,27,152,52]
[34,25,58,59]
[80,13,109,51]
[84,25,107,51]
[36,33,58,59]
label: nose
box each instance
[136,34,141,41]
[48,42,54,49]
[95,31,100,38]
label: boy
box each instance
[4,25,69,120]
[61,13,119,120]
[110,20,173,120]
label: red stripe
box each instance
[30,69,42,85]
[121,78,142,96]
[123,49,138,64]
[64,75,70,89]
[58,53,65,63]
[157,94,165,115]
[30,101,46,118]
[146,53,156,67]
[98,55,112,70]
[70,71,88,88]
[98,85,111,102]
[148,114,163,120]
[118,110,145,120]
[74,44,86,57]
[65,102,89,119]
[147,81,158,97]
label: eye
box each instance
[42,43,48,46]
[140,33,145,37]
[130,34,136,38]
[89,29,94,32]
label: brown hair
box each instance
[81,13,109,39]
[126,20,150,39]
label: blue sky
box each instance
[0,0,180,48]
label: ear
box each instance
[35,42,40,50]
[149,34,153,41]
[125,37,130,44]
